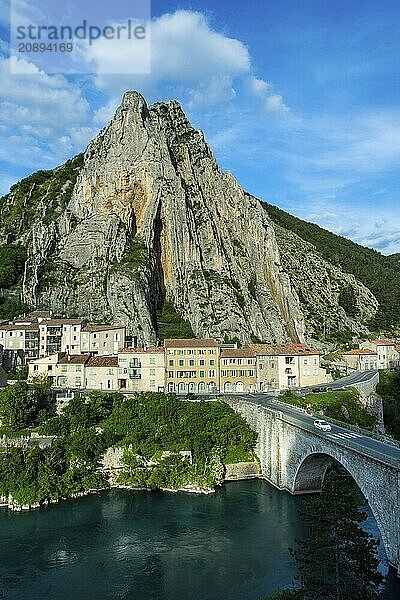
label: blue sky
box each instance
[1,0,400,253]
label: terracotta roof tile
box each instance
[119,347,164,353]
[58,354,90,365]
[86,355,118,367]
[221,348,256,358]
[343,349,377,356]
[82,325,125,332]
[164,339,219,348]
[250,343,321,356]
[40,319,85,326]
[0,324,39,331]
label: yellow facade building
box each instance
[164,339,220,394]
[220,348,256,393]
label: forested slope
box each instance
[263,203,400,330]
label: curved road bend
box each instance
[234,390,400,465]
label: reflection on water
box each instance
[0,481,398,600]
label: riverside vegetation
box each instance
[265,470,384,600]
[279,388,376,429]
[377,371,400,441]
[0,383,257,507]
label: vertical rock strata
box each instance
[9,91,376,344]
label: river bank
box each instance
[0,460,260,511]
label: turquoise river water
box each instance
[0,480,399,600]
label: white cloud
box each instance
[0,55,95,176]
[84,10,288,112]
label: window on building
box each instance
[168,371,174,378]
[200,359,205,366]
[149,358,156,365]
[285,357,294,364]
[179,359,184,366]
[209,369,216,378]
[210,359,215,366]
[34,365,39,371]
[150,380,156,388]
[169,360,174,366]
[150,369,155,376]
[189,359,194,366]
[199,370,205,378]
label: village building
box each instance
[360,339,400,370]
[342,349,378,372]
[84,355,119,391]
[39,319,86,357]
[80,325,126,356]
[220,348,256,393]
[28,352,66,384]
[0,323,40,363]
[164,339,220,394]
[117,348,165,392]
[250,343,330,391]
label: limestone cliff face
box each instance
[0,92,377,344]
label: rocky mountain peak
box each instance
[0,91,378,345]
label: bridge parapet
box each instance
[225,396,400,577]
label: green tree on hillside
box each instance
[0,378,52,430]
[377,371,400,441]
[290,471,383,599]
[0,244,27,288]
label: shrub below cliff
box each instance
[0,391,257,506]
[280,389,375,429]
[377,371,400,441]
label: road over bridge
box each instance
[225,391,400,576]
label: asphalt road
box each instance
[298,369,379,392]
[235,391,400,465]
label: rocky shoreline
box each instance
[0,460,259,512]
[0,482,217,512]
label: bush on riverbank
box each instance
[279,388,375,429]
[0,377,52,431]
[376,371,400,440]
[0,391,257,506]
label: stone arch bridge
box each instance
[225,397,400,576]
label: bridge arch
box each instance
[292,449,391,564]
